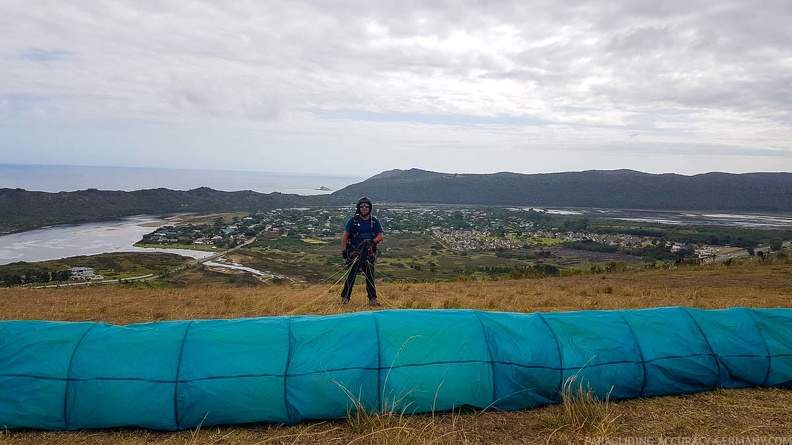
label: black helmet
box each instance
[357,196,373,212]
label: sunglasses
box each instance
[359,205,370,209]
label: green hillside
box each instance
[334,169,792,211]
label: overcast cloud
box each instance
[1,1,790,175]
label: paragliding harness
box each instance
[344,214,379,265]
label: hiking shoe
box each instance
[368,299,381,306]
[340,297,350,305]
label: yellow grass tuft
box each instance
[555,374,620,439]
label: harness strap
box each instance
[352,215,378,239]
[349,215,379,260]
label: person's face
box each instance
[359,204,370,214]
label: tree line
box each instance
[1,269,72,287]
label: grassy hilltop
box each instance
[1,257,790,444]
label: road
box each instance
[33,238,259,288]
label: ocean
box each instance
[0,164,365,195]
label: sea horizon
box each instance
[0,163,366,195]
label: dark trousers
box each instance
[341,259,377,300]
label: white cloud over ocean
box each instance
[1,1,790,175]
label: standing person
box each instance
[340,197,384,306]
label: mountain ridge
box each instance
[0,187,337,234]
[2,169,791,234]
[332,169,792,212]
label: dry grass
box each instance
[1,259,791,444]
[551,375,620,439]
[2,260,790,323]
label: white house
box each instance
[69,267,102,280]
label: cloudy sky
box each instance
[1,1,791,176]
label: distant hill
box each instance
[3,169,791,234]
[0,188,338,234]
[333,169,792,212]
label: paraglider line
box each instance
[617,312,648,397]
[173,321,194,430]
[63,323,98,430]
[536,313,564,403]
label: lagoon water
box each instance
[0,216,216,266]
[538,208,792,229]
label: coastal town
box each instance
[2,204,789,287]
[138,205,789,263]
